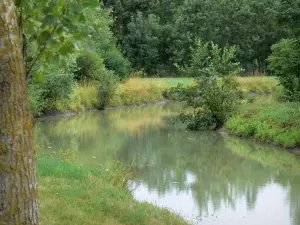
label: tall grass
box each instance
[109,78,165,106]
[37,77,279,115]
[138,77,278,93]
[237,77,278,93]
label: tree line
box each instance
[103,0,287,76]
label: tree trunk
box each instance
[0,1,39,224]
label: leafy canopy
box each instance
[16,0,100,77]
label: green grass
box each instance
[139,78,194,86]
[139,77,278,91]
[226,95,300,148]
[50,78,166,113]
[139,77,279,94]
[108,78,165,106]
[41,76,278,115]
[38,155,189,225]
[237,76,278,93]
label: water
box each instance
[35,103,300,225]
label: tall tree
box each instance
[0,0,39,224]
[105,0,284,75]
[0,0,101,223]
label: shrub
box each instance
[75,52,107,82]
[28,56,78,115]
[75,52,120,109]
[83,8,132,80]
[28,82,47,117]
[173,40,243,130]
[99,46,131,80]
[268,39,300,101]
[42,67,77,102]
[97,70,119,109]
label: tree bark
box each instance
[0,1,39,224]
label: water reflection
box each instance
[35,103,300,225]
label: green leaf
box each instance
[15,0,26,7]
[42,7,54,14]
[47,39,58,49]
[25,19,36,35]
[42,15,58,26]
[33,74,45,83]
[59,58,68,68]
[78,13,86,23]
[44,50,54,62]
[73,26,89,40]
[58,41,75,55]
[70,2,83,13]
[37,30,52,45]
[25,56,34,63]
[51,54,60,65]
[82,0,99,8]
[56,26,65,35]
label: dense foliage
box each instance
[172,41,243,130]
[268,0,300,101]
[268,39,300,101]
[16,0,100,76]
[104,0,285,75]
[17,1,130,115]
[18,0,300,117]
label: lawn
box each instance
[38,156,189,225]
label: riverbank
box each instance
[34,76,300,149]
[38,153,189,225]
[33,77,278,118]
[226,94,300,148]
[35,108,300,225]
[34,75,300,149]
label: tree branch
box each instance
[26,45,46,77]
[26,0,72,79]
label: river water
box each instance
[35,103,300,225]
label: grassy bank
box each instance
[38,155,189,225]
[139,76,278,92]
[50,77,278,112]
[236,76,278,93]
[226,95,300,148]
[45,78,166,114]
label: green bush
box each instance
[99,46,131,80]
[28,56,78,115]
[75,52,108,82]
[173,40,243,130]
[42,67,77,102]
[97,70,119,109]
[83,8,131,80]
[268,39,300,101]
[75,52,120,109]
[28,82,47,117]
